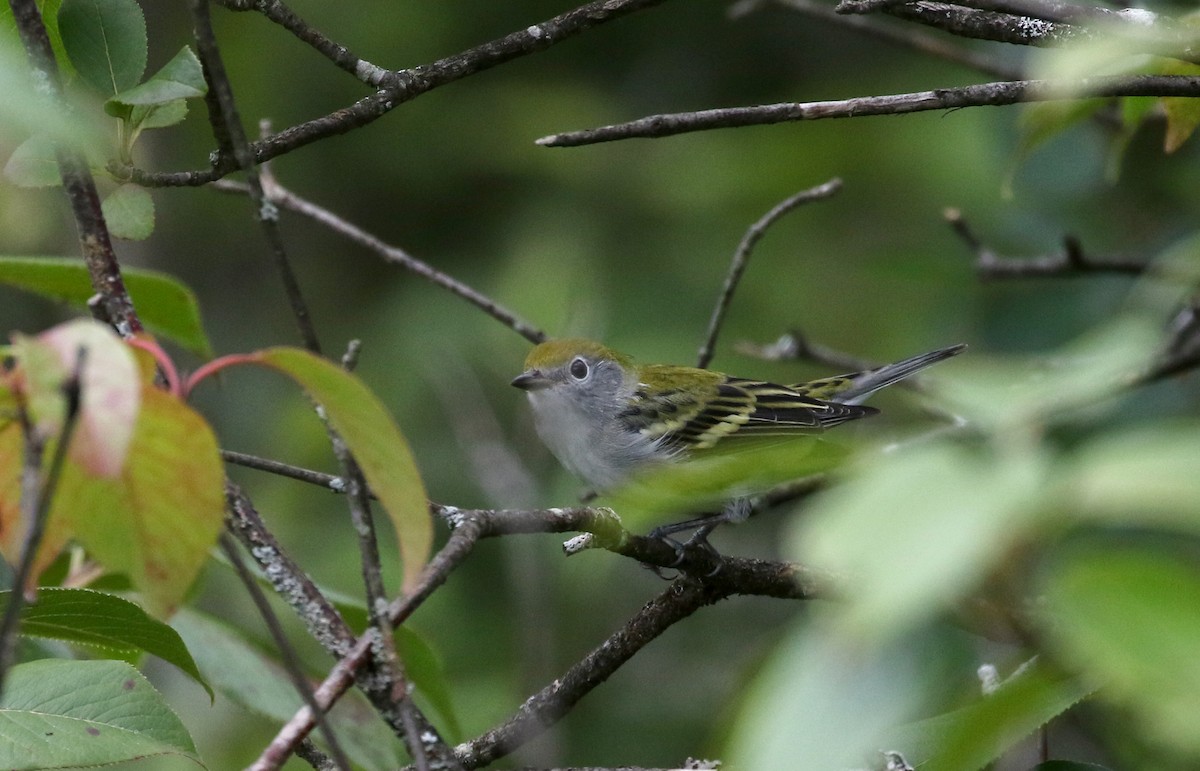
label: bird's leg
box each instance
[647,504,742,572]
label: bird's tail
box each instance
[792,343,966,405]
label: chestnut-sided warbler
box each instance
[512,338,965,501]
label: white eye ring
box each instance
[569,357,589,380]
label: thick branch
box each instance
[538,75,1200,146]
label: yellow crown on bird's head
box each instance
[523,338,633,371]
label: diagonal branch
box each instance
[537,75,1200,147]
[697,179,842,368]
[125,0,674,188]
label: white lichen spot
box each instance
[977,663,1001,695]
[421,730,438,743]
[259,199,279,221]
[563,533,595,555]
[1117,8,1157,26]
[328,476,347,493]
[440,505,466,528]
[355,60,389,86]
[526,25,544,39]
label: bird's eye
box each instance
[569,357,589,380]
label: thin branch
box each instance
[190,0,322,353]
[255,506,827,769]
[945,208,1147,278]
[322,341,453,771]
[7,0,141,335]
[212,177,545,344]
[947,0,1156,26]
[451,579,722,769]
[125,0,673,188]
[740,0,1023,80]
[213,0,391,86]
[225,483,458,768]
[736,331,877,373]
[220,532,353,771]
[697,179,842,368]
[222,449,350,492]
[0,350,83,694]
[537,75,1200,147]
[848,0,1084,47]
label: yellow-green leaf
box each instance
[252,347,431,592]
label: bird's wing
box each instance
[621,376,875,451]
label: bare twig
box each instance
[212,177,545,344]
[7,1,141,335]
[697,179,842,368]
[538,75,1200,147]
[849,1,1083,47]
[222,449,351,492]
[0,350,84,694]
[945,208,1147,278]
[737,331,877,373]
[220,532,353,771]
[190,0,322,353]
[741,0,1023,80]
[126,0,673,188]
[213,0,391,86]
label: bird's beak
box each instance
[511,370,552,391]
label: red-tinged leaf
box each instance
[38,319,140,478]
[61,386,224,616]
[252,348,431,591]
[0,386,225,615]
[0,421,71,590]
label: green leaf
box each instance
[107,45,205,109]
[0,386,224,616]
[0,587,211,699]
[0,659,200,769]
[791,443,1043,639]
[727,620,931,769]
[3,135,61,188]
[101,183,154,240]
[252,348,432,591]
[1040,547,1200,758]
[0,34,107,157]
[0,257,213,358]
[1157,59,1200,152]
[58,0,146,95]
[1066,422,1200,531]
[888,661,1091,770]
[132,98,188,131]
[172,608,403,771]
[63,386,225,616]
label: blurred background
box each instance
[3,1,1199,768]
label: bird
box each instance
[512,338,965,545]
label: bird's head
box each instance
[511,338,634,400]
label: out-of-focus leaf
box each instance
[3,135,61,188]
[0,659,199,769]
[1065,422,1200,530]
[0,2,71,79]
[791,443,1043,639]
[726,618,931,769]
[888,660,1091,771]
[1008,98,1107,196]
[940,317,1159,433]
[0,257,212,358]
[107,45,204,111]
[609,437,846,532]
[101,183,154,240]
[1041,547,1200,758]
[0,34,106,157]
[0,587,211,698]
[251,348,431,591]
[58,0,146,95]
[172,608,403,771]
[37,318,140,478]
[1157,59,1200,152]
